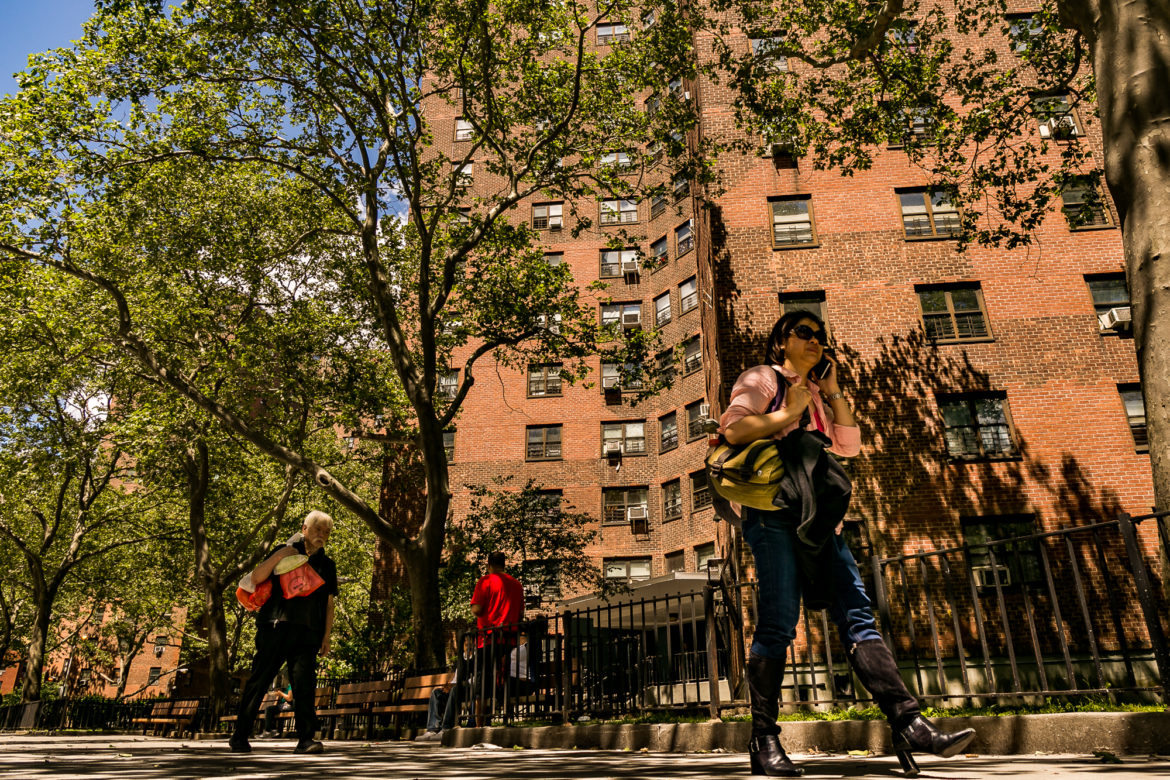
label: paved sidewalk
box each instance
[1,735,1167,779]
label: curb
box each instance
[443,711,1170,755]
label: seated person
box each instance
[416,634,475,741]
[261,680,294,738]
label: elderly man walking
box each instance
[229,511,338,755]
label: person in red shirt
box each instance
[469,552,524,724]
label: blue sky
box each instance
[0,1,101,97]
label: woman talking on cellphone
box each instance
[719,310,976,777]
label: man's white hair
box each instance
[303,510,334,530]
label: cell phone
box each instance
[813,348,835,381]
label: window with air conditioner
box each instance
[602,420,646,456]
[685,400,706,441]
[601,302,642,331]
[600,248,637,278]
[1033,95,1080,138]
[601,361,644,392]
[603,488,649,525]
[533,202,564,230]
[1085,274,1129,332]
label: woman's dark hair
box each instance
[764,309,827,365]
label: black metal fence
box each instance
[0,697,168,732]
[464,510,1168,725]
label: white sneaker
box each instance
[414,730,441,742]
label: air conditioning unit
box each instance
[1099,306,1132,331]
[621,310,642,329]
[621,257,640,275]
[548,215,563,230]
[603,441,624,457]
[1038,115,1076,139]
[683,90,691,100]
[699,403,711,418]
[973,565,1012,589]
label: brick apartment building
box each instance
[381,11,1158,621]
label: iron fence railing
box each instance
[1,697,174,732]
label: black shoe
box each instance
[892,715,976,776]
[294,739,324,754]
[749,734,803,777]
[228,736,251,753]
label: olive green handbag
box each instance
[705,436,787,511]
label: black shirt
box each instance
[256,541,338,637]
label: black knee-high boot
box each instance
[746,653,803,777]
[849,639,976,776]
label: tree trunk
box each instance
[204,586,232,721]
[400,542,446,669]
[20,593,52,703]
[1075,0,1170,515]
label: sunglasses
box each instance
[790,323,827,344]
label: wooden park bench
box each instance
[133,699,200,736]
[317,679,400,740]
[371,671,455,738]
[131,700,173,735]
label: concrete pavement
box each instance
[1,735,1167,779]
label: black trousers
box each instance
[233,622,321,742]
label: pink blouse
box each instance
[719,364,861,458]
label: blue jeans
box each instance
[742,507,881,659]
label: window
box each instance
[770,196,816,247]
[655,348,676,383]
[148,667,162,685]
[654,292,672,327]
[1061,186,1110,228]
[642,9,657,29]
[1007,13,1041,53]
[682,336,701,375]
[454,118,473,141]
[601,198,639,225]
[603,488,649,525]
[456,207,471,225]
[917,284,991,342]
[672,173,689,200]
[651,193,667,220]
[535,311,562,334]
[78,668,91,687]
[443,430,455,462]
[456,162,473,186]
[544,252,564,267]
[604,557,652,583]
[750,35,789,71]
[691,470,712,510]
[601,361,643,391]
[1118,384,1148,450]
[938,393,1018,459]
[898,188,960,238]
[1085,274,1129,330]
[665,549,685,572]
[1033,95,1081,139]
[601,151,632,169]
[645,94,661,118]
[600,248,638,278]
[675,220,694,255]
[646,139,663,165]
[437,370,459,400]
[778,291,826,324]
[685,400,706,441]
[659,411,679,452]
[961,514,1043,588]
[887,105,933,146]
[597,21,630,45]
[679,277,698,313]
[601,302,642,331]
[602,420,646,455]
[695,542,717,571]
[650,236,668,266]
[522,559,561,608]
[663,481,683,520]
[668,77,684,98]
[528,363,563,397]
[526,425,563,460]
[888,21,918,52]
[532,202,564,230]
